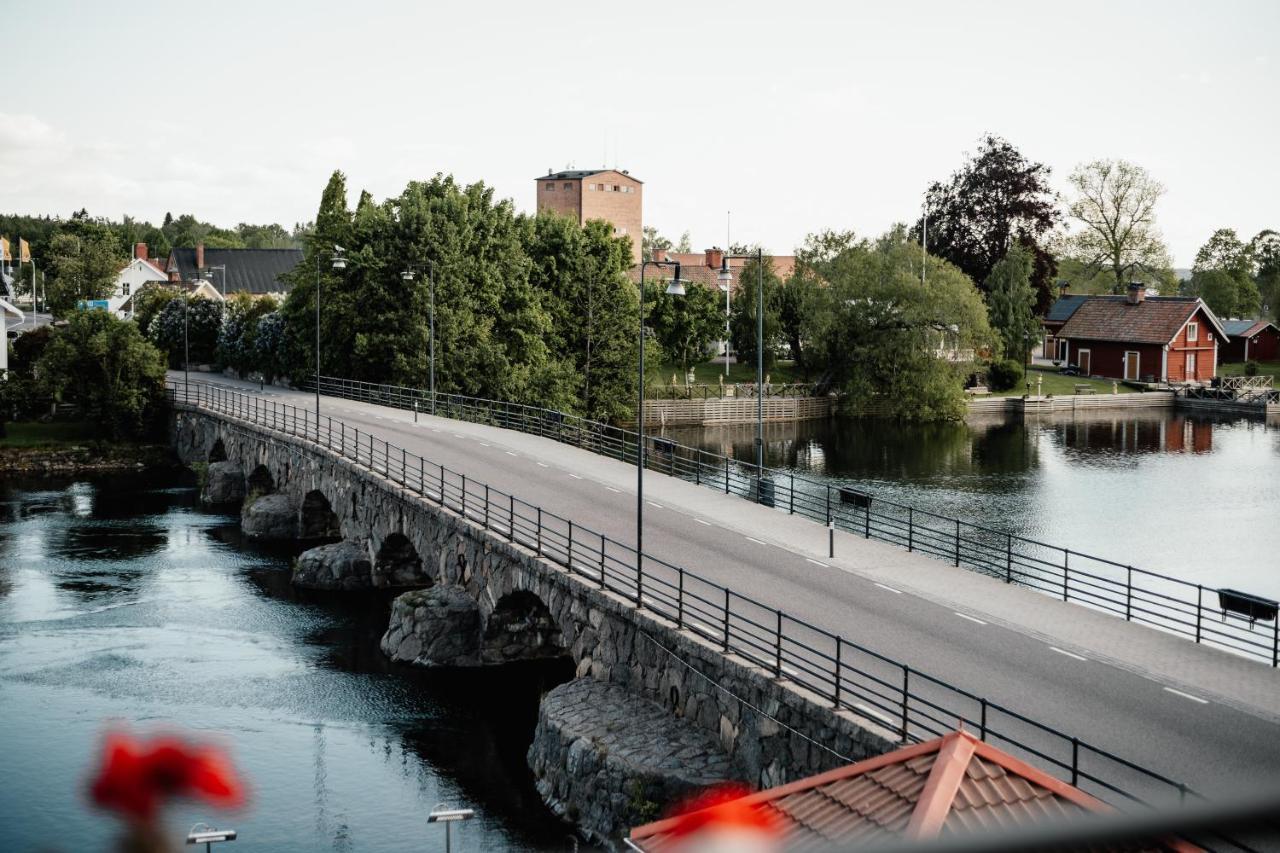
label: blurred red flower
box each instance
[89,731,246,823]
[664,783,778,839]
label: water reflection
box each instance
[0,472,580,852]
[662,409,1280,596]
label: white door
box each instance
[1185,352,1197,380]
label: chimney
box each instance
[653,248,667,263]
[1126,282,1146,305]
[134,242,148,261]
[705,247,724,270]
[195,242,205,271]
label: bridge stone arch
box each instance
[247,464,275,496]
[300,489,340,539]
[208,438,227,463]
[481,590,568,665]
[374,533,425,587]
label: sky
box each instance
[3,0,1277,266]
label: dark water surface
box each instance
[0,471,576,852]
[662,410,1280,598]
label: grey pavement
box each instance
[174,372,1280,804]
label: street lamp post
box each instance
[637,258,684,606]
[183,294,190,394]
[718,248,766,474]
[316,245,347,424]
[402,262,437,414]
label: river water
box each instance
[662,410,1280,599]
[0,471,576,852]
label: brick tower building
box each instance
[535,168,642,263]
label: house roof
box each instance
[1222,319,1277,339]
[0,295,23,320]
[119,257,169,281]
[627,252,798,290]
[1057,296,1224,345]
[168,248,303,296]
[628,730,1198,852]
[536,168,643,184]
[1045,294,1089,324]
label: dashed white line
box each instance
[568,473,583,480]
[479,442,491,447]
[746,536,767,546]
[606,486,621,493]
[536,462,550,468]
[505,451,518,457]
[646,501,664,509]
[1049,646,1088,662]
[806,558,829,568]
[874,582,903,595]
[854,702,896,726]
[953,612,987,626]
[1163,686,1208,705]
[695,518,712,526]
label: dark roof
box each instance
[1057,296,1222,345]
[169,248,303,296]
[629,730,1195,852]
[535,168,643,184]
[1222,319,1277,339]
[1045,294,1089,323]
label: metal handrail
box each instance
[303,375,1280,669]
[168,378,1248,830]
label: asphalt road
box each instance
[177,374,1280,808]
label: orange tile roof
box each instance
[628,730,1201,852]
[1057,296,1215,345]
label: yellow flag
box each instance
[0,237,9,262]
[19,238,31,263]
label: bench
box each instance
[1073,384,1096,395]
[964,386,990,397]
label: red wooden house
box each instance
[1221,319,1280,363]
[1056,284,1225,383]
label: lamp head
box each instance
[665,262,686,296]
[401,270,414,282]
[717,258,732,292]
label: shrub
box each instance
[987,358,1024,392]
[1244,360,1260,377]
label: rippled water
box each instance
[663,410,1280,598]
[0,471,575,852]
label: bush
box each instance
[149,295,222,368]
[987,358,1025,391]
[1244,360,1260,377]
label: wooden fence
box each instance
[639,395,832,426]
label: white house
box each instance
[106,243,170,317]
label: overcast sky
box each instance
[4,0,1276,266]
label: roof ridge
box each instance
[902,731,978,840]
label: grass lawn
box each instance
[1218,361,1280,381]
[982,366,1138,398]
[653,360,803,387]
[0,421,100,448]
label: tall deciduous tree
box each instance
[1064,159,1172,293]
[916,134,1059,306]
[730,256,783,372]
[805,228,994,421]
[44,224,123,316]
[648,279,722,375]
[985,245,1038,363]
[1248,230,1280,321]
[1189,228,1261,318]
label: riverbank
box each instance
[0,421,180,473]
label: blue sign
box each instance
[77,300,111,312]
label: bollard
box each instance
[828,520,835,559]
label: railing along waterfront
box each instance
[169,379,1256,852]
[645,381,818,400]
[306,375,1280,669]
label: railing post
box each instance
[833,637,842,709]
[954,519,961,567]
[1071,738,1080,786]
[1195,584,1203,643]
[439,465,444,502]
[775,610,783,679]
[724,456,730,494]
[789,473,794,515]
[419,458,424,495]
[509,495,516,542]
[677,568,684,628]
[979,699,987,741]
[825,485,831,526]
[1063,549,1070,601]
[908,508,914,552]
[1006,534,1013,583]
[1126,567,1133,621]
[900,665,910,742]
[636,545,643,609]
[401,448,406,485]
[599,533,606,588]
[1273,617,1278,668]
[461,475,467,515]
[723,589,731,652]
[567,520,574,569]
[485,485,491,530]
[865,502,871,539]
[536,507,542,556]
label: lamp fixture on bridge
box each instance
[186,823,236,852]
[427,804,474,853]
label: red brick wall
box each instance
[580,171,642,263]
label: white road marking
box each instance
[874,582,903,595]
[479,442,491,447]
[695,518,712,526]
[1163,686,1209,705]
[452,433,464,438]
[953,612,987,626]
[505,451,518,457]
[855,703,897,726]
[432,429,441,433]
[1049,646,1088,662]
[806,558,829,568]
[781,665,799,677]
[746,536,767,545]
[646,501,664,509]
[537,462,550,468]
[568,473,583,480]
[606,486,621,493]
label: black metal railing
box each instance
[304,375,1280,669]
[168,379,1256,846]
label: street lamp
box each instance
[186,823,236,852]
[316,244,347,423]
[427,805,474,853]
[717,259,732,379]
[718,248,766,474]
[636,258,684,607]
[401,261,437,414]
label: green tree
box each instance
[985,245,1038,363]
[254,311,288,383]
[641,226,672,263]
[44,225,123,316]
[805,228,994,421]
[217,292,278,375]
[1248,230,1280,321]
[148,295,222,368]
[1189,268,1260,319]
[35,310,167,439]
[730,255,783,372]
[1064,159,1172,292]
[1194,228,1253,278]
[132,286,181,338]
[648,279,722,375]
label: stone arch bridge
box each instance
[172,406,892,844]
